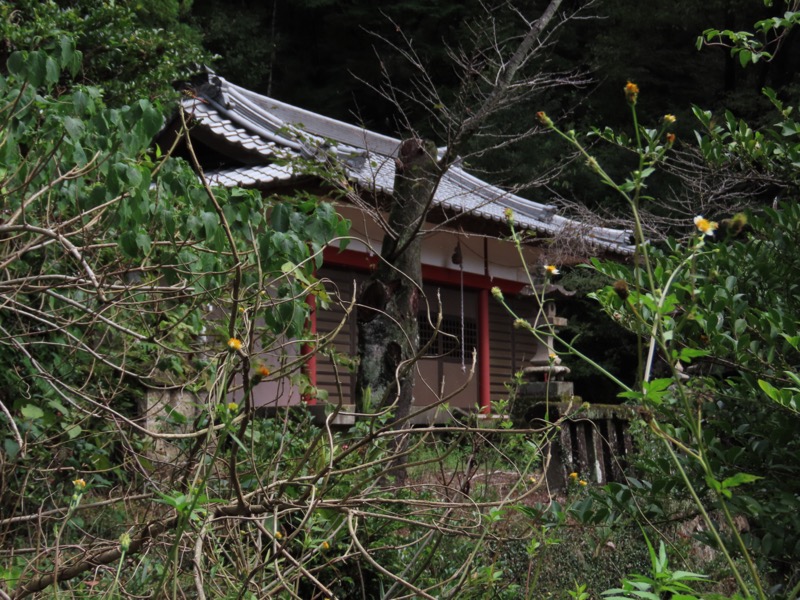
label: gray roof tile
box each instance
[184,78,634,254]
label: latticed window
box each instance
[419,314,477,362]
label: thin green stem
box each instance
[658,434,754,597]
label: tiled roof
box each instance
[183,76,634,254]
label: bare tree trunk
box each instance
[355,139,438,423]
[354,0,568,428]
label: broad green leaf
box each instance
[119,231,139,258]
[678,347,710,363]
[63,424,82,440]
[721,472,763,489]
[6,52,25,77]
[45,56,60,85]
[20,405,44,420]
[3,439,20,459]
[136,232,152,254]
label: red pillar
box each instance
[302,294,317,405]
[478,287,491,414]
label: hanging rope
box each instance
[452,241,466,373]
[460,258,466,372]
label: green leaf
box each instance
[136,232,152,254]
[678,347,710,363]
[140,103,163,138]
[59,36,74,68]
[119,231,139,258]
[200,212,218,240]
[73,89,89,114]
[721,472,763,489]
[6,52,25,77]
[45,56,60,86]
[63,424,82,440]
[739,49,752,67]
[20,405,44,420]
[3,438,20,459]
[271,203,291,232]
[64,117,84,139]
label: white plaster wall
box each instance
[334,203,544,285]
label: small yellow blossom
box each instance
[491,287,503,301]
[624,81,639,104]
[227,402,238,412]
[321,541,330,551]
[544,264,560,276]
[579,480,588,487]
[275,531,283,540]
[529,476,537,484]
[663,114,676,124]
[694,215,719,236]
[73,478,87,490]
[569,472,578,480]
[504,207,514,222]
[548,352,557,361]
[227,337,243,351]
[256,365,270,377]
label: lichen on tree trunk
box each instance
[355,138,439,425]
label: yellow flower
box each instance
[529,476,537,484]
[624,81,639,104]
[504,207,514,222]
[321,541,330,551]
[663,114,676,124]
[544,264,560,276]
[579,480,588,487]
[694,215,719,236]
[275,531,283,540]
[256,365,270,377]
[569,472,578,480]
[227,402,238,412]
[491,287,503,301]
[73,478,87,490]
[227,337,243,351]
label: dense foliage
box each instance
[530,16,800,592]
[1,0,211,105]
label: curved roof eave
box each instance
[181,76,635,255]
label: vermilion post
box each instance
[302,294,317,405]
[478,287,491,414]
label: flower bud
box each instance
[624,81,639,105]
[613,280,629,300]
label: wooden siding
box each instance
[488,295,542,403]
[316,268,359,404]
[315,266,545,412]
